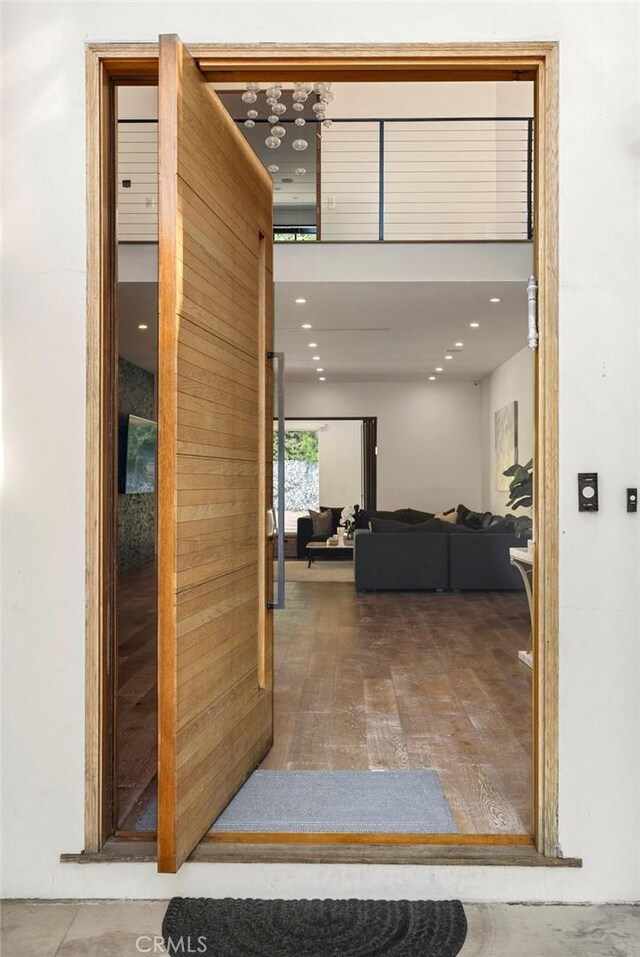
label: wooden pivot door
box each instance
[157,33,274,873]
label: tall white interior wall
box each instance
[2,1,639,903]
[480,347,535,515]
[318,419,363,507]
[287,381,484,513]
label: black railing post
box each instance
[526,118,534,240]
[378,121,385,241]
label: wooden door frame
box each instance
[85,41,560,862]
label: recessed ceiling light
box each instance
[490,298,501,303]
[302,323,312,329]
[470,322,480,328]
[454,342,464,348]
[295,298,307,304]
[316,367,324,372]
[308,342,317,348]
[312,355,320,361]
[319,376,326,381]
[428,376,436,381]
[435,367,443,373]
[445,354,453,360]
[138,324,148,330]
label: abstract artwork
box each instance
[495,401,518,491]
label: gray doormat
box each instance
[210,770,456,833]
[163,898,467,956]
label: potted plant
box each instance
[503,459,533,544]
[503,458,533,510]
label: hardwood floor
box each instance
[261,575,532,834]
[116,563,157,831]
[115,562,531,835]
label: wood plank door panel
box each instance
[158,33,274,873]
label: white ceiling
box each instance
[274,280,527,382]
[118,283,157,373]
[119,278,527,382]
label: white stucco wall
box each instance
[1,2,639,901]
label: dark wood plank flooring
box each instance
[261,578,532,834]
[116,564,531,835]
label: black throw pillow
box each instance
[513,515,533,540]
[405,508,435,524]
[456,503,493,529]
[391,508,412,524]
[354,509,370,530]
[367,510,404,522]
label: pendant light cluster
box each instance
[241,81,335,157]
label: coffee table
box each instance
[306,539,354,568]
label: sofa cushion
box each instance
[405,508,435,524]
[456,503,493,529]
[357,508,410,527]
[513,515,533,540]
[309,508,333,537]
[483,516,516,534]
[443,521,475,534]
[370,517,444,534]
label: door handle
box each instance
[268,351,285,610]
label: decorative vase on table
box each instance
[340,504,358,541]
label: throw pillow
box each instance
[367,509,407,522]
[355,509,371,529]
[480,517,515,534]
[456,503,493,529]
[319,506,344,531]
[405,508,435,524]
[435,510,458,524]
[309,508,333,537]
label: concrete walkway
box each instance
[1,900,638,956]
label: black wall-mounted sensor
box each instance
[578,473,599,511]
[627,488,637,513]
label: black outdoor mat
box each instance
[163,897,467,956]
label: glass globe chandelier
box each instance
[239,80,336,156]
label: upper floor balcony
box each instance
[117,85,533,246]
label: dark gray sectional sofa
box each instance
[354,523,527,592]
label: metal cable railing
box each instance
[319,117,533,242]
[116,116,534,244]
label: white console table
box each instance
[510,545,534,669]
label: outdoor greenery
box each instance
[503,458,533,510]
[274,430,319,463]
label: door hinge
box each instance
[527,275,539,350]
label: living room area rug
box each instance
[163,897,468,956]
[285,560,354,583]
[209,770,456,834]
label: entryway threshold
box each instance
[61,838,581,868]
